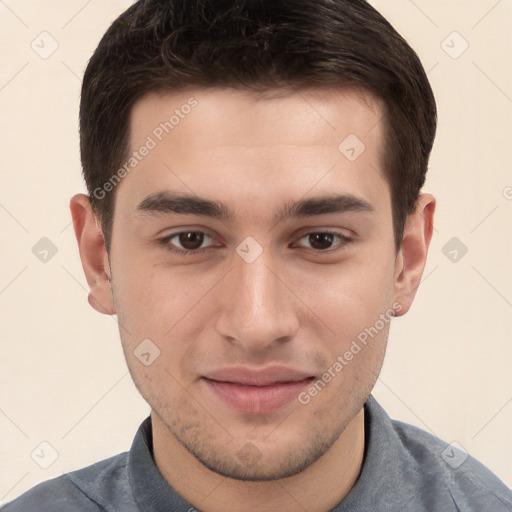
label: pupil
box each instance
[179,232,204,250]
[309,233,334,250]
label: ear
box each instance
[69,193,115,315]
[393,193,436,316]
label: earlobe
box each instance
[69,193,116,316]
[393,193,436,317]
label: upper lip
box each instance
[203,366,314,386]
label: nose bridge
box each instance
[215,247,298,348]
[238,253,277,314]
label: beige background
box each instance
[1,0,511,503]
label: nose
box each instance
[214,249,300,352]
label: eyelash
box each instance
[158,230,352,256]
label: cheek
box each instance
[291,255,396,338]
[112,258,222,384]
[113,256,207,335]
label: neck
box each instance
[152,408,365,512]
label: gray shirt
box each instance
[2,395,511,511]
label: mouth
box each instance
[201,366,316,414]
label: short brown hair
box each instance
[80,0,437,253]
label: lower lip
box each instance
[202,377,314,414]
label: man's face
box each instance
[108,87,401,480]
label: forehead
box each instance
[130,86,384,148]
[117,86,388,219]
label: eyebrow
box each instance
[135,191,374,222]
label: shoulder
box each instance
[1,452,134,512]
[392,418,512,511]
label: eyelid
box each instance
[157,228,352,256]
[292,230,352,251]
[159,230,221,254]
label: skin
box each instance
[70,87,435,512]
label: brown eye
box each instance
[160,231,217,255]
[294,231,350,252]
[177,232,205,250]
[308,233,335,250]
